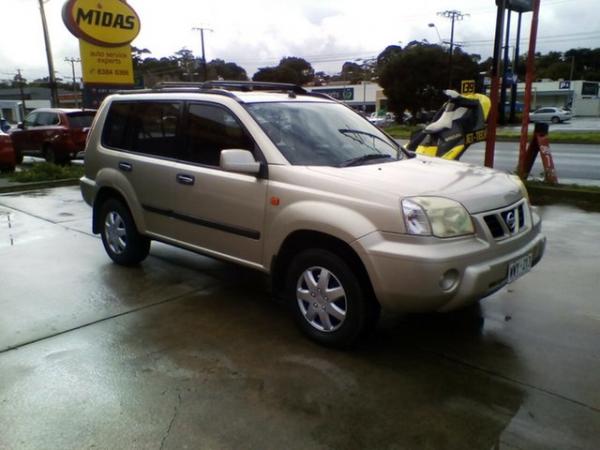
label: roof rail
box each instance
[115,80,330,102]
[153,80,308,94]
[203,81,308,94]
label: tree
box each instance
[206,59,247,81]
[253,57,314,84]
[378,41,479,115]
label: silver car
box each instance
[81,81,546,347]
[529,107,572,123]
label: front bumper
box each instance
[352,211,546,313]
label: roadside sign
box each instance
[79,40,134,85]
[62,0,139,91]
[461,80,476,94]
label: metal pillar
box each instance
[509,12,522,123]
[499,10,512,125]
[484,0,507,168]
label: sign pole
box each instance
[518,0,540,178]
[484,0,506,168]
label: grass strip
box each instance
[9,163,84,183]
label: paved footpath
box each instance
[0,187,599,449]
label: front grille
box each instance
[482,201,529,240]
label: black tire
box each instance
[551,116,560,124]
[44,145,67,165]
[44,145,56,164]
[14,149,23,165]
[285,248,378,348]
[99,198,150,266]
[0,165,15,173]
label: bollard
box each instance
[521,122,558,184]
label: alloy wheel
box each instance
[296,266,347,332]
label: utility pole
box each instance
[437,10,469,89]
[65,57,81,107]
[192,27,213,82]
[38,0,59,107]
[16,69,27,121]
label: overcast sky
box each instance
[2,0,599,83]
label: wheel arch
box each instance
[93,187,135,234]
[271,230,377,305]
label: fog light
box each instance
[439,269,459,291]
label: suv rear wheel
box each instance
[99,198,150,266]
[285,248,378,348]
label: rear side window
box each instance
[102,101,181,158]
[181,103,254,167]
[67,112,95,128]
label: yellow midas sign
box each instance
[79,40,134,85]
[62,0,140,47]
[63,0,140,85]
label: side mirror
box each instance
[220,149,261,175]
[17,122,24,130]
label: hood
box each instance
[307,156,522,213]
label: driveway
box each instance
[0,187,599,450]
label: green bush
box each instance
[10,163,84,183]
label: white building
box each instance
[514,80,600,117]
[304,81,380,113]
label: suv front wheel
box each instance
[285,249,378,348]
[99,198,150,266]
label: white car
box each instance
[367,112,396,127]
[529,107,572,124]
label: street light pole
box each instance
[428,23,443,45]
[192,27,213,81]
[38,0,59,107]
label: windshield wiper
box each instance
[339,154,392,167]
[338,128,398,149]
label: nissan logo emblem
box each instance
[505,211,516,231]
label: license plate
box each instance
[507,254,532,283]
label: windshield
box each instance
[246,102,401,166]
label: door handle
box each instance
[176,173,195,185]
[118,162,132,172]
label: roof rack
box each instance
[152,80,308,95]
[116,80,334,102]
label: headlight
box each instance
[402,197,474,238]
[510,174,530,204]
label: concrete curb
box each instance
[0,178,79,194]
[527,182,600,211]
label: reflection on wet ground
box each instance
[0,187,599,449]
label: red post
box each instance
[484,0,506,168]
[518,0,541,178]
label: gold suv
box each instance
[81,81,546,347]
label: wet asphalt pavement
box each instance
[0,187,599,450]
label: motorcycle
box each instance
[406,90,491,161]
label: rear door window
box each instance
[102,101,182,159]
[24,113,37,128]
[36,112,60,126]
[67,112,95,128]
